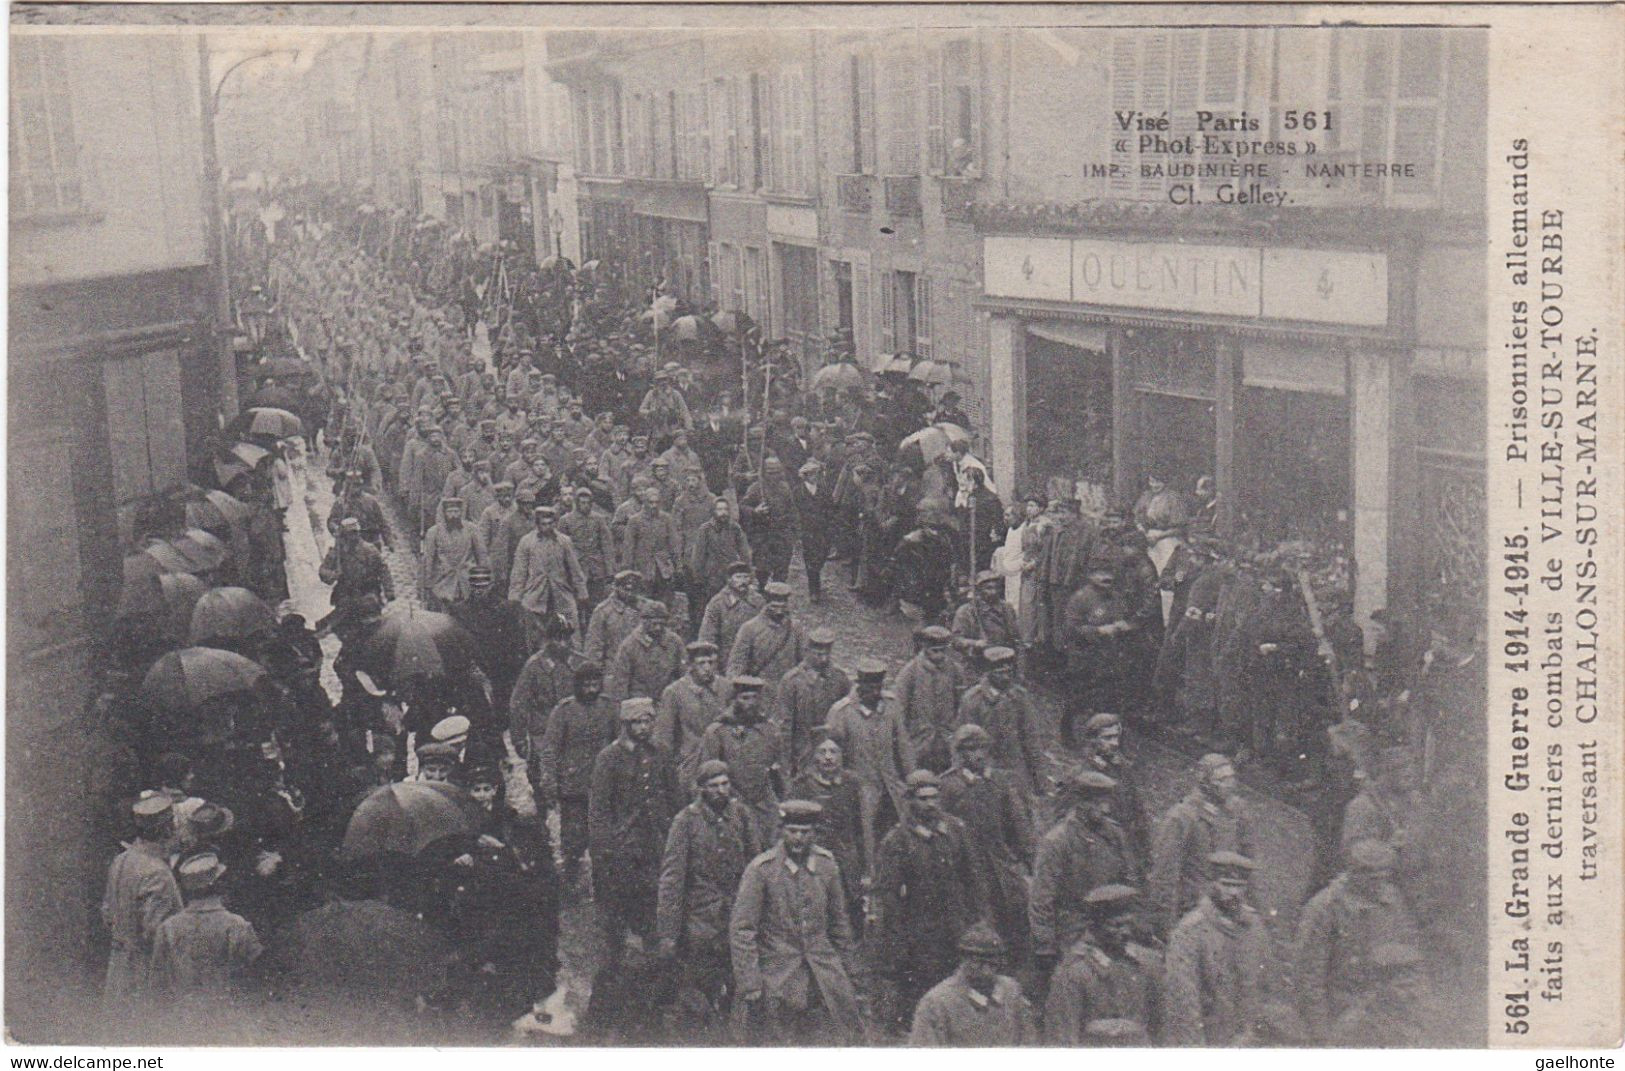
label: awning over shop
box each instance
[1025,320,1108,352]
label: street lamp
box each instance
[198,42,302,418]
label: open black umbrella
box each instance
[362,607,474,685]
[141,646,267,714]
[184,488,252,533]
[228,406,305,442]
[189,586,277,647]
[117,567,208,642]
[341,781,481,858]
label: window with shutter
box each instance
[695,87,710,184]
[709,80,729,185]
[1107,34,1139,195]
[788,66,809,194]
[915,275,933,359]
[12,37,88,218]
[760,75,777,191]
[1136,34,1170,197]
[884,50,921,177]
[708,241,722,305]
[746,75,763,190]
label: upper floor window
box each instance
[11,36,87,218]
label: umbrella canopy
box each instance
[141,646,267,714]
[184,489,252,532]
[362,607,475,684]
[229,406,305,441]
[251,358,313,381]
[898,422,971,463]
[810,362,868,391]
[539,254,575,272]
[246,384,302,410]
[908,359,954,386]
[116,567,208,642]
[709,310,755,336]
[341,781,481,858]
[134,540,197,575]
[189,586,278,647]
[578,259,602,273]
[874,353,916,376]
[169,529,230,572]
[667,314,714,342]
[214,441,272,486]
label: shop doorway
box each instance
[1236,385,1351,545]
[1134,390,1217,495]
[1024,332,1113,494]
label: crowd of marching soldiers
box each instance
[93,207,1478,1046]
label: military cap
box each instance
[534,504,558,519]
[778,799,824,825]
[619,697,656,720]
[651,456,669,467]
[1084,883,1140,916]
[695,759,731,784]
[478,419,496,430]
[726,560,753,576]
[132,795,174,829]
[1207,850,1257,877]
[176,852,228,892]
[1084,1019,1148,1045]
[574,485,595,497]
[457,759,503,787]
[974,569,1003,587]
[731,675,767,692]
[614,569,645,586]
[431,715,471,745]
[982,645,1018,667]
[904,769,941,794]
[639,599,670,619]
[652,369,670,381]
[338,517,362,533]
[416,741,459,764]
[951,723,993,750]
[916,624,952,645]
[492,481,515,493]
[855,658,888,680]
[1371,942,1425,970]
[686,641,720,658]
[186,801,236,840]
[1067,769,1118,795]
[807,627,837,648]
[520,437,541,448]
[516,486,539,503]
[468,565,494,582]
[1083,712,1123,736]
[573,661,604,683]
[957,921,1005,955]
[440,496,464,507]
[1347,838,1398,873]
[798,459,822,477]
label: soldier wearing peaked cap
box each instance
[776,626,852,778]
[726,582,805,706]
[730,798,863,1045]
[825,659,913,873]
[1030,769,1138,985]
[892,624,964,774]
[654,640,731,788]
[582,570,644,666]
[907,920,1035,1047]
[1294,838,1422,1042]
[1161,850,1271,1046]
[1045,884,1161,1044]
[952,569,1023,660]
[700,674,788,841]
[957,645,1044,796]
[102,796,183,1010]
[1148,753,1253,939]
[871,767,990,1033]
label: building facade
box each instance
[8,30,226,1017]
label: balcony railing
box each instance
[836,173,873,214]
[883,174,921,218]
[938,176,976,223]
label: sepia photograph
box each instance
[4,3,1617,1053]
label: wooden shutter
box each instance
[915,276,933,359]
[852,255,872,361]
[708,241,722,306]
[879,269,896,353]
[708,80,728,185]
[788,67,808,194]
[760,75,777,191]
[925,44,945,173]
[1108,34,1139,195]
[857,53,877,173]
[1136,34,1171,197]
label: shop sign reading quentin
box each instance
[983,235,1389,327]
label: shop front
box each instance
[623,179,710,306]
[980,229,1414,627]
